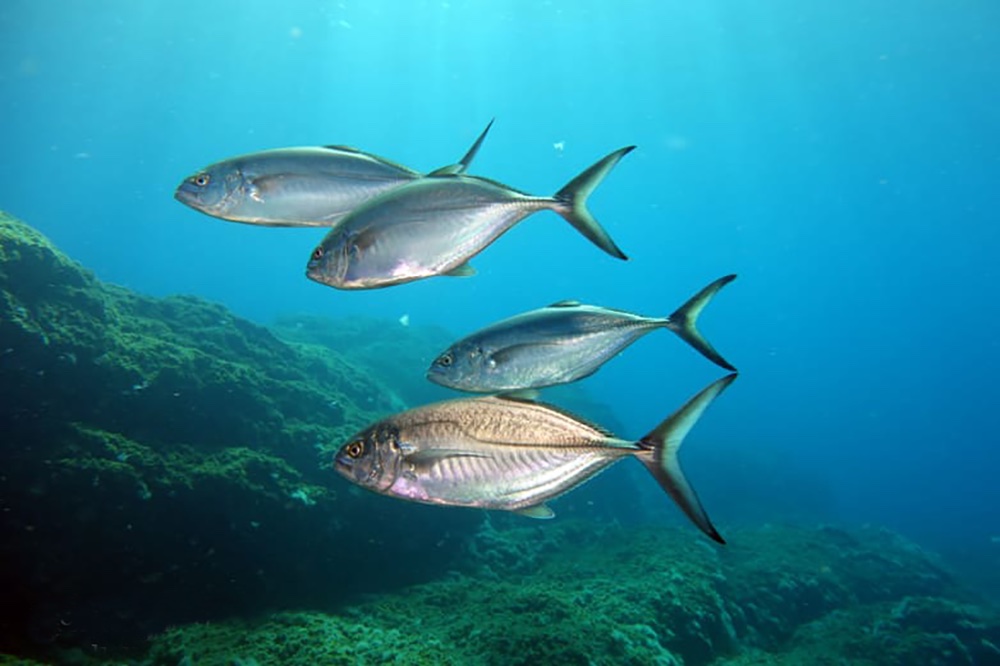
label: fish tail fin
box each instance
[635,373,737,544]
[428,118,495,176]
[665,275,738,371]
[552,146,634,260]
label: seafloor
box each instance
[1,210,998,665]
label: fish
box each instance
[334,373,736,543]
[427,275,737,392]
[173,120,494,227]
[305,146,634,289]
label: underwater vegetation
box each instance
[119,523,1000,665]
[0,211,483,653]
[2,210,998,665]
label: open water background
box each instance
[1,0,998,590]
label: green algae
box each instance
[58,425,330,504]
[129,522,997,666]
[0,212,409,460]
[3,210,998,666]
[0,210,483,657]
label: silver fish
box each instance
[174,120,493,227]
[334,373,736,543]
[428,275,737,392]
[305,146,634,289]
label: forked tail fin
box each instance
[636,373,737,544]
[552,146,634,260]
[666,275,737,371]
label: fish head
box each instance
[174,162,245,217]
[426,341,494,391]
[306,228,388,289]
[306,227,353,288]
[334,423,402,492]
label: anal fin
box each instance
[513,504,555,519]
[443,262,476,277]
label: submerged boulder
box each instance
[0,211,482,655]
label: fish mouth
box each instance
[333,454,352,476]
[174,180,225,215]
[424,368,447,386]
[173,183,200,208]
[305,260,330,285]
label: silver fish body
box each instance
[334,374,737,543]
[306,146,634,289]
[428,275,737,392]
[174,121,493,227]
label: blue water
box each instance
[1,0,998,565]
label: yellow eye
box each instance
[193,173,210,187]
[346,441,364,459]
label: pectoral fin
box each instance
[489,342,562,367]
[406,449,493,465]
[497,388,541,401]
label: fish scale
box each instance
[335,374,736,543]
[417,441,623,509]
[428,274,738,392]
[306,146,634,289]
[175,120,494,227]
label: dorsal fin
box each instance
[426,165,463,177]
[426,118,496,176]
[455,117,494,173]
[493,394,619,439]
[547,299,581,308]
[434,172,533,197]
[321,146,419,175]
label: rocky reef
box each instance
[135,522,1000,665]
[2,210,998,666]
[0,211,483,656]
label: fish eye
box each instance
[193,173,210,187]
[345,441,365,459]
[437,352,453,367]
[311,247,325,261]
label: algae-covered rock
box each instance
[773,596,1000,665]
[0,211,482,657]
[271,312,458,411]
[136,522,999,666]
[5,210,997,666]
